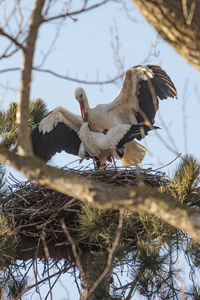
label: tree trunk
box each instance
[131,0,200,72]
[80,253,111,300]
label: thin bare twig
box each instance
[16,0,24,32]
[110,19,124,81]
[17,267,72,299]
[157,110,180,154]
[37,17,65,68]
[41,230,50,260]
[153,153,181,171]
[60,218,85,281]
[0,43,20,60]
[33,66,123,85]
[47,260,53,300]
[44,272,62,300]
[0,28,25,52]
[42,0,110,23]
[0,67,20,74]
[182,0,196,25]
[141,33,160,64]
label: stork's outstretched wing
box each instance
[136,65,177,124]
[109,65,177,125]
[31,107,83,162]
[32,122,82,162]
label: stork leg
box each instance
[93,156,101,170]
[112,157,118,171]
[107,155,118,171]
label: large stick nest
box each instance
[2,166,168,262]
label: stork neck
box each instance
[81,95,90,122]
[83,95,90,113]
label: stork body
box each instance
[78,123,159,167]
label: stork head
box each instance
[74,87,88,122]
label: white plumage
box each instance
[78,122,147,166]
[38,106,82,134]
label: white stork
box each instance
[78,123,159,167]
[31,64,177,167]
[74,65,177,131]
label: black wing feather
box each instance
[117,124,159,149]
[31,122,81,162]
[136,80,158,124]
[148,65,177,99]
[136,65,177,124]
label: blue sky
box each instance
[1,0,200,298]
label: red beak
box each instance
[80,100,88,122]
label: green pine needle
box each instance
[0,99,48,152]
[78,203,118,245]
[0,216,16,269]
[171,155,200,203]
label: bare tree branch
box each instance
[36,18,65,68]
[0,67,20,74]
[42,0,111,23]
[16,0,45,156]
[33,67,123,85]
[17,267,72,299]
[0,67,123,85]
[61,218,85,281]
[0,43,21,60]
[0,28,25,51]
